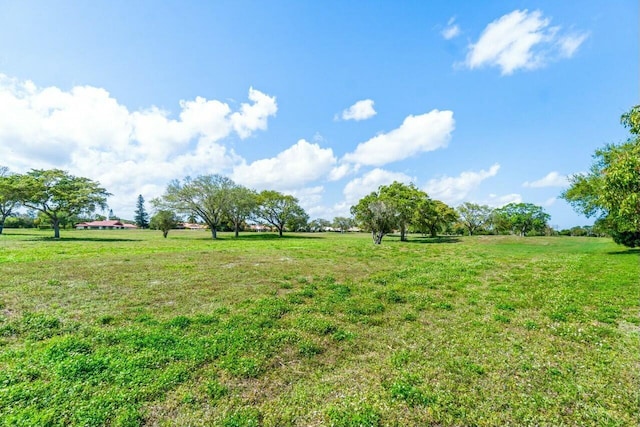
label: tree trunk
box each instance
[400,224,406,241]
[430,225,438,238]
[374,231,384,244]
[163,230,169,238]
[278,227,283,237]
[211,227,217,239]
[234,222,239,238]
[0,218,4,235]
[53,219,60,239]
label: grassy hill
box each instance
[0,230,638,426]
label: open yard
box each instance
[0,230,638,426]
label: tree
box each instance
[14,169,110,238]
[150,210,179,238]
[351,192,399,244]
[134,195,149,228]
[309,218,332,232]
[456,202,493,236]
[413,198,458,237]
[493,203,550,236]
[378,182,425,241]
[332,216,354,233]
[224,185,258,237]
[0,166,20,235]
[562,106,640,247]
[255,190,307,237]
[154,174,234,239]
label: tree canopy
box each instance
[154,174,234,239]
[456,202,493,236]
[562,105,640,247]
[351,191,399,244]
[150,210,179,238]
[13,169,110,238]
[255,190,307,237]
[0,166,20,235]
[493,203,550,236]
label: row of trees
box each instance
[0,167,550,242]
[350,181,551,244]
[4,103,636,245]
[151,175,308,239]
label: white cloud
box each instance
[232,139,336,190]
[442,17,461,40]
[340,99,377,121]
[0,73,277,217]
[328,163,355,181]
[557,33,590,58]
[342,109,454,166]
[543,197,557,207]
[424,163,500,204]
[343,168,414,205]
[230,87,278,138]
[485,193,523,207]
[464,9,588,75]
[523,171,568,188]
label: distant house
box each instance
[176,222,207,230]
[75,220,134,230]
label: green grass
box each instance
[0,229,638,426]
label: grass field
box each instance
[0,229,638,426]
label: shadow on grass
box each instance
[184,233,324,241]
[607,248,640,255]
[407,236,461,244]
[13,235,142,242]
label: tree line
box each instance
[350,181,551,244]
[1,107,636,245]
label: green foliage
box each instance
[413,199,458,237]
[133,194,149,229]
[456,202,492,235]
[493,203,550,236]
[154,174,235,239]
[149,210,179,238]
[0,166,20,234]
[378,181,425,241]
[224,185,258,237]
[12,169,110,238]
[255,190,308,237]
[562,106,640,247]
[350,192,397,244]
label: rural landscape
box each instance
[0,2,638,426]
[0,105,639,426]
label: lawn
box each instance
[0,229,638,426]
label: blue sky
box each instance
[0,1,636,228]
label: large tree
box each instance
[493,203,550,236]
[456,202,493,236]
[14,169,110,238]
[0,166,20,235]
[134,194,150,229]
[414,198,458,237]
[154,174,234,239]
[562,106,640,247]
[254,190,307,237]
[378,181,425,241]
[224,185,258,238]
[351,192,399,244]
